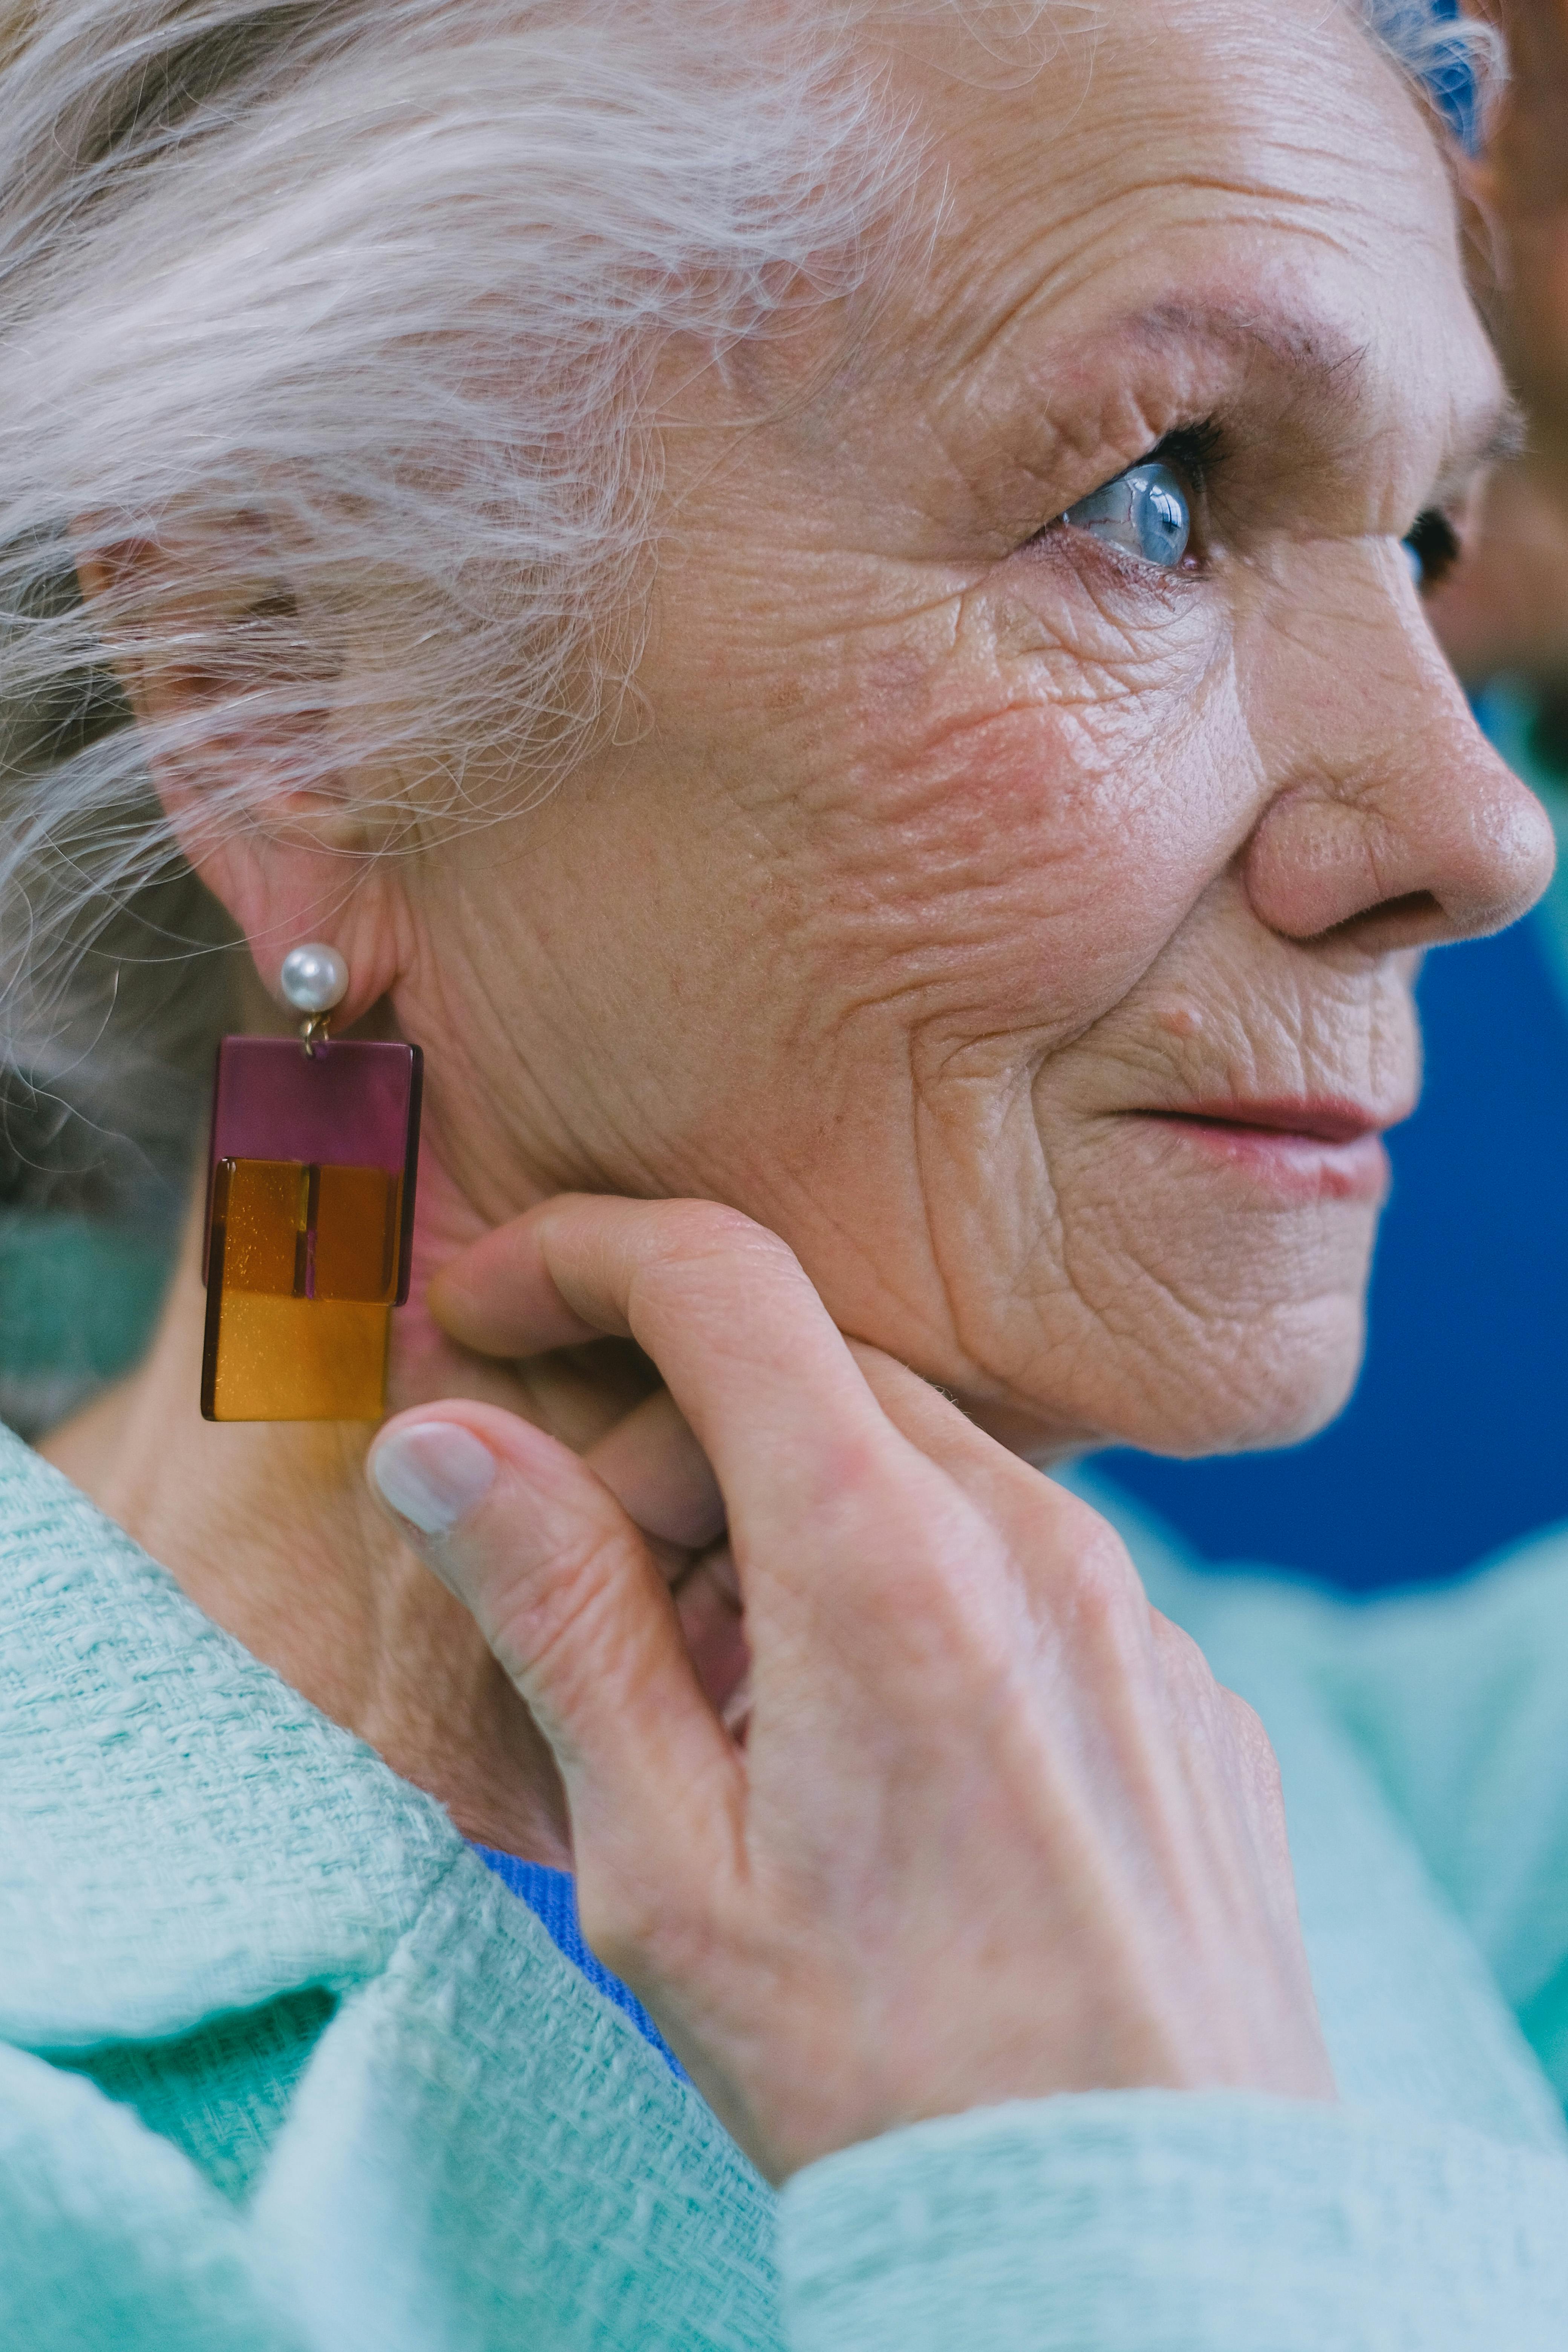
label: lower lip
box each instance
[1133,1115,1390,1204]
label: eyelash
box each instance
[1148,418,1223,485]
[1051,426,1464,596]
[1405,508,1461,589]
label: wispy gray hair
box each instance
[0,0,924,1234]
[0,0,1502,1422]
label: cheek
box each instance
[789,610,1258,1052]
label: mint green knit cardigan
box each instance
[3,1420,1568,2349]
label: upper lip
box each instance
[1138,1097,1402,1144]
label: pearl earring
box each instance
[279,941,349,1056]
[200,942,424,1424]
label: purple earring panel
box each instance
[201,1037,424,1423]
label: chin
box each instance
[974,1292,1371,1468]
[1141,1311,1370,1462]
[960,1109,1388,1465]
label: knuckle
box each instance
[1150,1610,1213,1687]
[1222,1687,1284,1786]
[488,1517,640,1689]
[643,1198,791,1271]
[1056,1521,1147,1640]
[631,1200,807,1306]
[816,1488,1008,1660]
[576,1879,663,1982]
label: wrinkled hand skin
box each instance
[374,1197,1334,2185]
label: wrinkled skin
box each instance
[363,0,1545,1461]
[45,0,1556,2170]
[371,1195,1337,2181]
[81,0,1550,1470]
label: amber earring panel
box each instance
[200,1038,423,1423]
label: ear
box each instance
[74,514,408,1026]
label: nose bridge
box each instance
[1241,558,1556,949]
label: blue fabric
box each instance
[471,1843,686,2077]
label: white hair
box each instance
[0,0,1501,1422]
[0,0,958,1398]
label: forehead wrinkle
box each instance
[922,203,1374,387]
[909,82,1455,379]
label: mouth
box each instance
[1126,1098,1400,1202]
[1142,1097,1393,1145]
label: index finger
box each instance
[431,1194,944,1566]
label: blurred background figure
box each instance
[1107,0,1568,1589]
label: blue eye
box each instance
[1063,461,1191,568]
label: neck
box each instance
[37,1202,573,1867]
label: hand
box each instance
[369,1196,1333,2182]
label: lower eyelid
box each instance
[1017,528,1205,601]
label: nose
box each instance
[1242,606,1556,956]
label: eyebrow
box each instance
[1104,298,1522,496]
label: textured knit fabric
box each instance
[470,1844,684,2074]
[3,1426,1568,2347]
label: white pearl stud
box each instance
[279,942,349,1016]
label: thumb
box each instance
[367,1404,740,1911]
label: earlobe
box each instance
[71,515,407,1028]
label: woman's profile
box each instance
[2,0,1566,2343]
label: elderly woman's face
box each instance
[415,0,1551,1458]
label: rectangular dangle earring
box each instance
[200,944,424,1423]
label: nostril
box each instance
[1321,890,1440,946]
[1243,749,1556,951]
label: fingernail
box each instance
[371,1423,496,1534]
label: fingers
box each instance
[672,1542,752,1725]
[432,1197,933,1580]
[435,1196,1133,1658]
[583,1386,726,1553]
[431,1206,613,1356]
[849,1340,1148,1619]
[366,1401,741,1879]
[850,1343,1053,1510]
